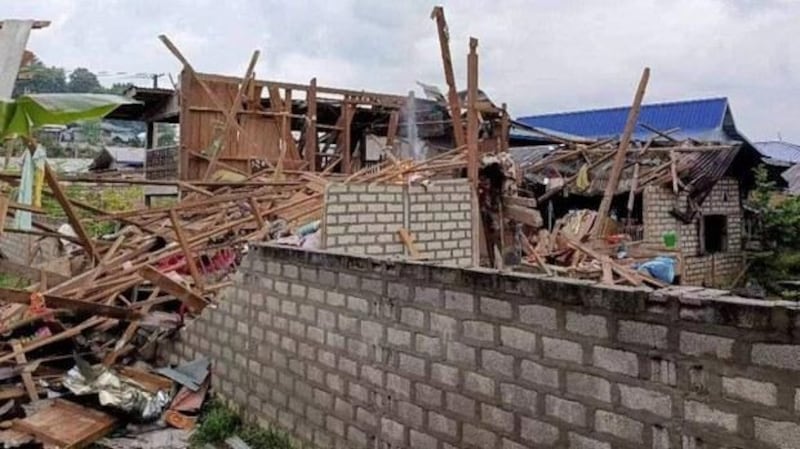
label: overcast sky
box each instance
[6,0,800,142]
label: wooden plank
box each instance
[169,209,204,290]
[398,228,421,259]
[139,265,207,312]
[0,317,106,364]
[431,6,466,149]
[104,290,157,366]
[0,195,7,235]
[248,198,266,229]
[12,341,38,402]
[0,288,140,320]
[593,67,650,238]
[669,149,679,194]
[500,103,510,153]
[44,164,100,262]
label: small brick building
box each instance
[643,178,744,285]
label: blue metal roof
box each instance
[517,97,732,142]
[754,141,800,165]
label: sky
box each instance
[5,0,800,142]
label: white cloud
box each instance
[4,0,799,141]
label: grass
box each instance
[0,273,26,289]
[190,399,294,449]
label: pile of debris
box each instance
[0,147,468,447]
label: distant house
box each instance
[89,146,145,172]
[753,141,800,193]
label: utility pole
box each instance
[151,73,165,88]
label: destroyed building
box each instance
[515,97,763,286]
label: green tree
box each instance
[67,68,103,93]
[12,59,67,96]
[157,123,177,146]
[107,82,133,95]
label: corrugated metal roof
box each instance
[517,97,731,141]
[754,141,800,164]
[782,163,800,194]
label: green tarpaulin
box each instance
[0,93,139,139]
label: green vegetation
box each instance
[190,400,293,449]
[0,273,27,289]
[749,166,800,296]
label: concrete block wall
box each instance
[323,180,472,266]
[643,178,744,286]
[165,246,800,449]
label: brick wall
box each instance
[165,246,800,449]
[643,178,744,286]
[323,180,472,266]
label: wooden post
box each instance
[466,38,479,187]
[342,102,354,174]
[593,67,650,238]
[43,164,99,263]
[306,78,318,171]
[500,103,509,153]
[386,111,400,152]
[431,6,466,149]
[467,37,480,267]
[168,209,203,290]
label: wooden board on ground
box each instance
[12,399,115,448]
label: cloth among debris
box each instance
[636,256,677,284]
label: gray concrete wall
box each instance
[164,246,800,449]
[323,180,472,266]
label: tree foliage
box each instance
[67,67,103,93]
[749,165,800,292]
[13,60,67,96]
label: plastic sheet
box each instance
[64,366,171,420]
[636,256,676,284]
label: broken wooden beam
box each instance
[139,265,207,313]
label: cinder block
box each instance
[481,403,514,432]
[520,304,558,330]
[388,327,412,347]
[428,411,458,438]
[568,432,610,449]
[464,320,496,342]
[480,296,513,319]
[500,326,537,353]
[684,400,737,433]
[722,376,777,406]
[618,384,672,417]
[546,395,586,427]
[399,353,427,377]
[401,307,426,329]
[520,360,560,389]
[754,417,800,449]
[521,417,559,445]
[464,372,495,397]
[446,392,476,418]
[542,337,583,364]
[592,346,638,377]
[566,312,608,338]
[751,343,800,371]
[431,363,460,387]
[444,290,474,312]
[410,430,437,449]
[416,334,442,357]
[500,383,537,414]
[681,331,733,359]
[618,320,668,349]
[595,410,643,443]
[381,417,406,445]
[566,372,611,402]
[462,424,497,449]
[446,341,476,367]
[482,349,513,376]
